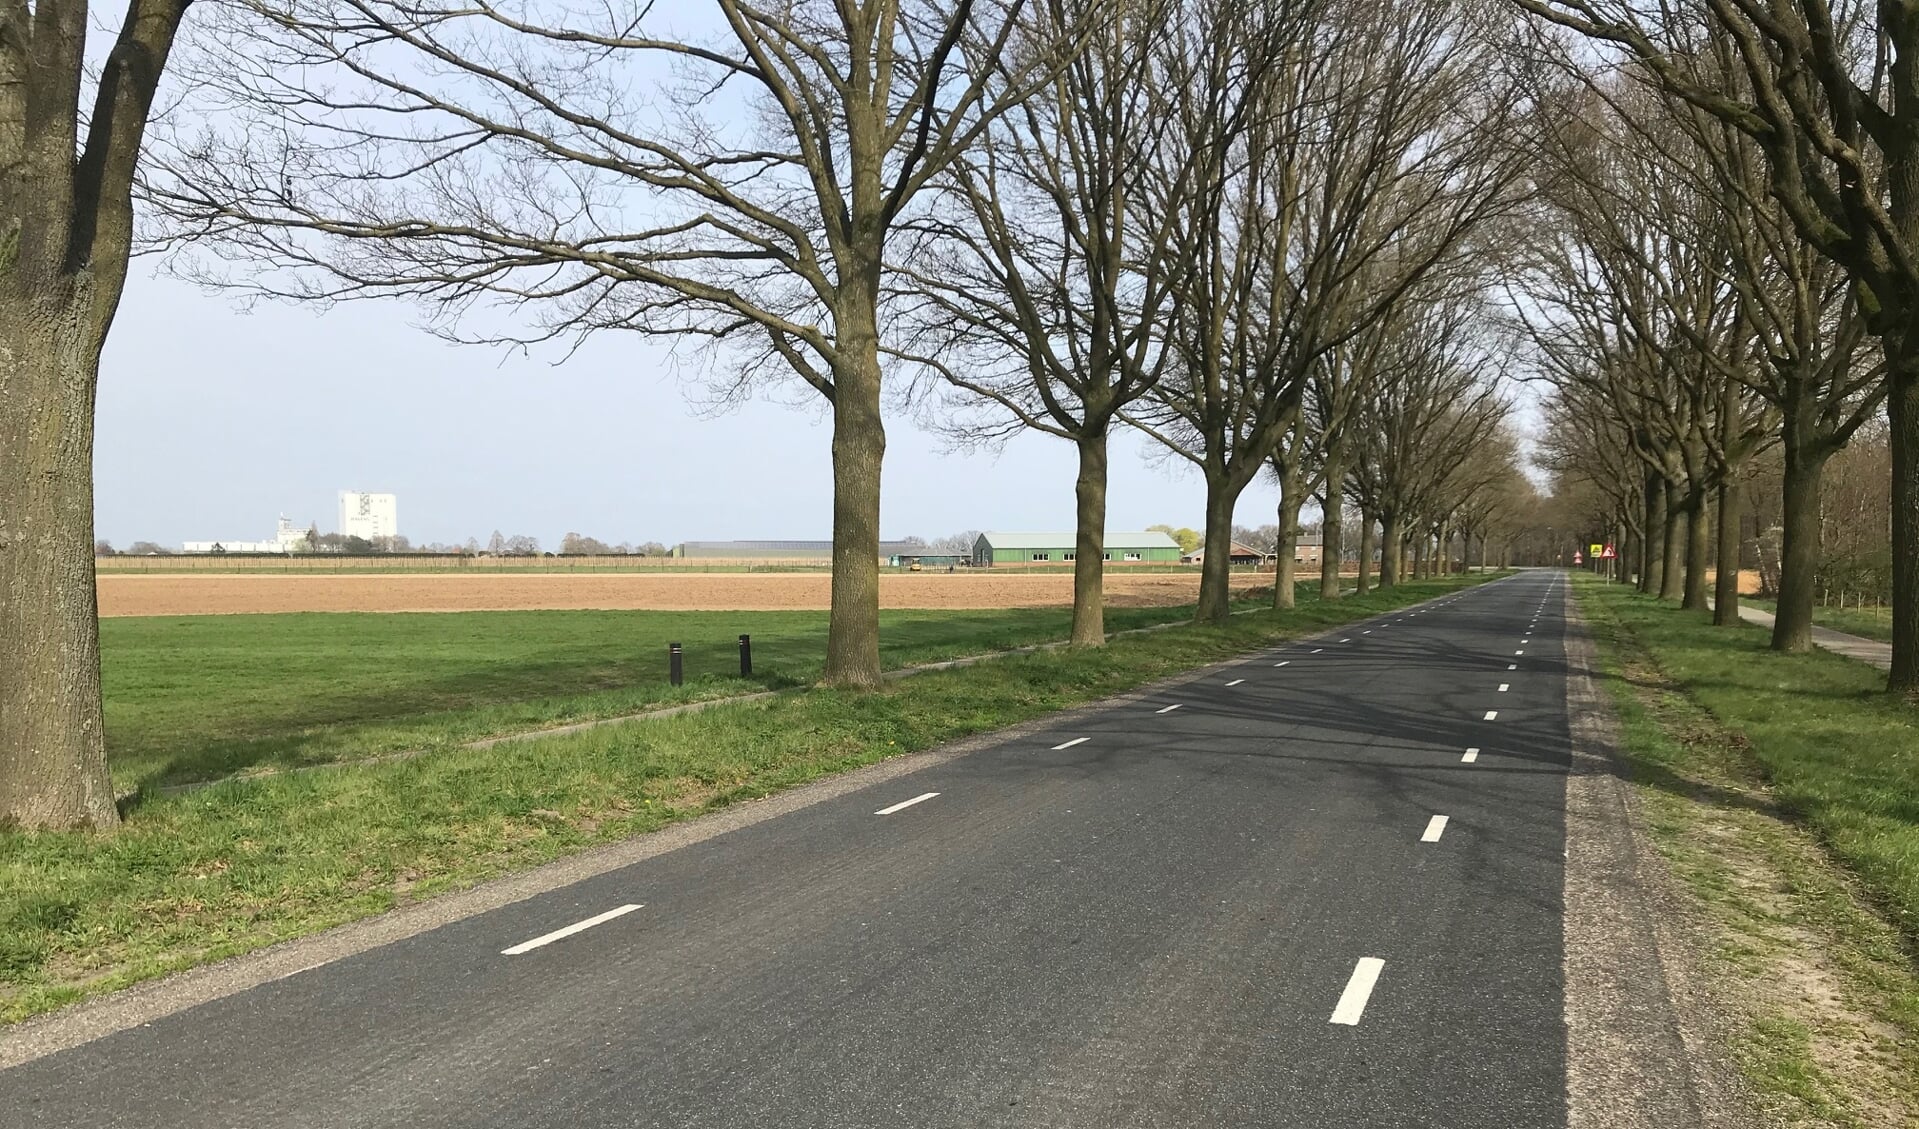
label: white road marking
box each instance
[1052,737,1090,750]
[1330,958,1386,1025]
[1515,650,1525,656]
[1363,630,1372,634]
[1484,710,1499,720]
[1274,661,1290,667]
[1508,664,1518,670]
[1498,683,1509,692]
[1521,638,1530,644]
[1310,648,1323,654]
[1225,679,1245,687]
[876,791,941,815]
[501,904,643,956]
[1421,815,1449,842]
[1155,704,1182,714]
[1340,638,1352,643]
[1462,748,1479,763]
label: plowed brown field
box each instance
[97,571,1266,616]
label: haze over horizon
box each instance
[97,270,1316,552]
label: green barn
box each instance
[971,531,1182,566]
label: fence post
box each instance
[669,642,683,687]
[739,634,752,677]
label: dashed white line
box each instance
[1508,664,1518,670]
[1310,648,1323,654]
[1155,704,1182,714]
[1330,958,1386,1025]
[1052,737,1090,750]
[1339,638,1352,643]
[1226,679,1246,687]
[1462,748,1479,763]
[876,791,941,815]
[1484,710,1499,721]
[1515,650,1525,656]
[501,904,643,956]
[1421,815,1450,842]
[1362,630,1372,634]
[1498,683,1510,692]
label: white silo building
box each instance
[339,491,398,541]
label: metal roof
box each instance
[976,531,1181,550]
[680,539,923,554]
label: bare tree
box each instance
[1510,0,1919,693]
[146,0,1045,687]
[2,0,190,829]
[895,0,1197,644]
[1126,0,1526,622]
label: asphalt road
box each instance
[2,571,1574,1128]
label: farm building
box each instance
[1295,531,1324,567]
[676,539,922,563]
[886,552,967,568]
[971,531,1181,566]
[1183,540,1268,566]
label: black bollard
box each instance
[669,641,683,687]
[738,634,753,677]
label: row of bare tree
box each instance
[1508,0,1917,695]
[4,0,1534,831]
[1501,0,1914,699]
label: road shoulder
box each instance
[1561,581,1762,1129]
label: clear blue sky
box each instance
[95,270,1296,550]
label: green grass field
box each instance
[2,575,1498,1024]
[1583,582,1919,940]
[102,602,1253,791]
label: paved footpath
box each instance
[1729,604,1893,670]
[0,572,1667,1128]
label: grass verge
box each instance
[1577,576,1918,1125]
[2,574,1495,1026]
[102,602,1270,791]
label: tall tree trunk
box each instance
[1714,477,1743,626]
[1886,343,1918,696]
[1683,483,1711,611]
[1436,521,1451,576]
[1659,479,1685,601]
[0,310,120,830]
[1273,486,1302,610]
[823,314,885,687]
[1319,454,1345,600]
[1772,444,1827,653]
[1641,473,1665,594]
[1380,511,1401,587]
[1195,471,1240,623]
[1070,431,1109,646]
[1356,509,1376,595]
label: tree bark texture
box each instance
[0,303,120,830]
[1070,433,1110,646]
[1659,479,1685,600]
[1887,345,1918,696]
[1713,478,1742,626]
[1380,512,1401,587]
[823,316,886,687]
[1273,487,1302,610]
[1772,448,1825,653]
[1682,485,1710,611]
[1320,453,1344,600]
[1356,510,1375,595]
[1641,475,1665,594]
[1195,475,1239,623]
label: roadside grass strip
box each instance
[0,574,1502,1026]
[1577,577,1919,1124]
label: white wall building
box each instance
[184,515,311,554]
[339,491,398,541]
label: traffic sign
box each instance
[1601,544,1617,559]
[1573,550,1584,565]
